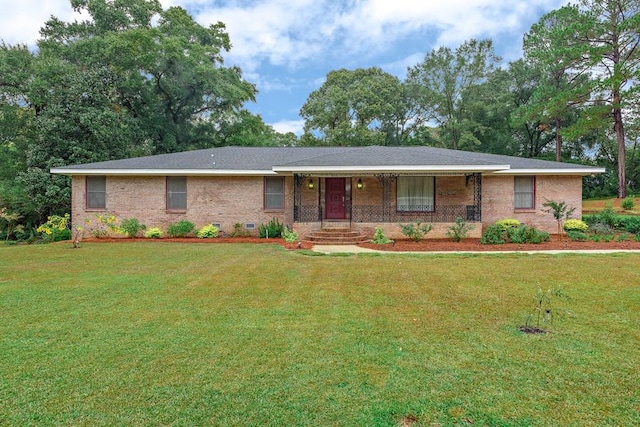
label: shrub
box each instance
[617,233,629,242]
[521,226,550,244]
[196,224,219,238]
[566,230,588,241]
[282,226,299,243]
[167,220,195,238]
[563,219,588,232]
[590,222,614,235]
[93,213,123,237]
[120,218,146,238]
[446,217,474,242]
[37,214,72,242]
[399,221,433,242]
[144,227,163,238]
[230,223,251,237]
[259,218,284,238]
[495,218,520,231]
[635,233,640,242]
[595,203,617,227]
[480,224,506,245]
[618,215,640,234]
[621,196,635,210]
[371,227,392,244]
[506,225,528,244]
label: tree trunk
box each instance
[555,117,562,162]
[614,104,626,198]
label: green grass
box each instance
[1,242,639,426]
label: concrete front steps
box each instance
[303,228,370,245]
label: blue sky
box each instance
[0,0,570,135]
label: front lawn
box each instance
[1,243,639,426]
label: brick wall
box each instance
[482,175,583,233]
[71,175,293,236]
[71,173,584,238]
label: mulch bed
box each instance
[358,236,640,252]
[79,235,640,252]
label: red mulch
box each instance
[359,236,640,252]
[80,236,314,250]
[79,235,640,252]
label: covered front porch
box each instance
[292,172,483,239]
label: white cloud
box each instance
[0,0,75,45]
[271,119,305,135]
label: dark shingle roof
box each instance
[51,146,604,175]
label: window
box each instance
[397,176,435,211]
[264,176,284,210]
[86,176,106,209]
[514,176,535,209]
[167,176,187,210]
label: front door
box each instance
[325,178,346,219]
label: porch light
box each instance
[357,178,363,190]
[308,179,314,190]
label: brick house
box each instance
[51,146,604,240]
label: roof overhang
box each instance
[492,167,606,176]
[50,168,277,176]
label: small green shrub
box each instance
[506,225,528,244]
[521,226,550,244]
[230,223,251,237]
[563,219,588,232]
[495,218,520,231]
[634,233,640,242]
[480,224,506,245]
[371,227,392,244]
[259,218,284,238]
[618,216,640,234]
[617,233,629,242]
[399,221,433,242]
[596,203,617,227]
[167,220,195,238]
[446,217,474,242]
[590,222,614,235]
[566,230,588,241]
[120,218,146,238]
[196,224,219,238]
[144,227,163,238]
[282,226,299,243]
[621,196,635,210]
[601,234,614,242]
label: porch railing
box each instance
[294,204,481,223]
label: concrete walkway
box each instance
[311,244,640,255]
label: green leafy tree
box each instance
[1,0,257,220]
[525,1,640,197]
[406,39,501,150]
[521,6,593,162]
[300,67,404,146]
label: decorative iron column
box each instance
[375,174,398,222]
[293,174,305,221]
[471,173,482,221]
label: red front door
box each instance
[325,178,346,219]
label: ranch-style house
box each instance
[51,145,605,241]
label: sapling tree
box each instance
[522,287,570,333]
[543,199,576,235]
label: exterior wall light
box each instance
[308,179,314,190]
[357,178,363,190]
